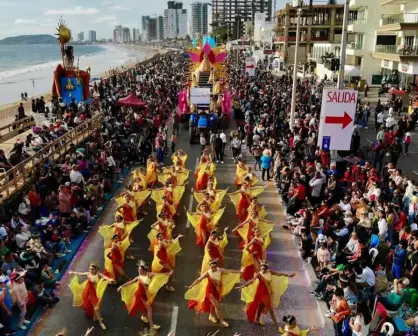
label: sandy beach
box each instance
[0,45,164,127]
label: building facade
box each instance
[132,28,140,42]
[157,16,165,41]
[88,30,97,43]
[147,18,158,41]
[190,2,208,37]
[212,0,272,40]
[164,1,188,39]
[77,32,84,42]
[274,3,345,65]
[122,27,131,43]
[113,25,122,43]
[370,0,418,86]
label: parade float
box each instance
[52,19,91,105]
[178,37,231,144]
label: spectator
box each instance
[260,152,272,181]
[11,271,29,330]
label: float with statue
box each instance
[179,37,231,144]
[52,18,91,105]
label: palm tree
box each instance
[320,52,336,66]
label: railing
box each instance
[311,35,329,41]
[347,43,363,50]
[348,18,367,25]
[0,117,34,144]
[0,113,103,204]
[276,36,297,42]
[375,44,418,56]
[381,13,418,25]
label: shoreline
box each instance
[0,45,165,127]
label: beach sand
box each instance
[0,45,165,127]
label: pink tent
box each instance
[117,93,147,107]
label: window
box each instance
[356,34,364,49]
[405,36,414,46]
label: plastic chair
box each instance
[370,302,389,335]
[381,322,395,336]
[370,248,379,265]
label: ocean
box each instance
[0,44,147,105]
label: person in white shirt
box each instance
[309,172,323,199]
[386,113,396,130]
[377,210,388,241]
[356,262,376,288]
[349,301,371,336]
[18,196,31,216]
[377,111,385,127]
[339,197,352,213]
[70,165,84,185]
[344,231,360,254]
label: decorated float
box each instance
[178,37,231,144]
[52,18,91,105]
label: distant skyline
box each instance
[0,0,341,39]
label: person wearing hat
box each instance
[237,262,295,330]
[11,271,29,330]
[375,277,415,311]
[186,259,241,328]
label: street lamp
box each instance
[289,6,302,132]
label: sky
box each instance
[0,0,294,40]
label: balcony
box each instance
[372,44,418,61]
[349,0,370,9]
[274,35,309,43]
[346,43,364,56]
[377,14,418,32]
[347,18,367,33]
[311,35,330,42]
[380,0,415,6]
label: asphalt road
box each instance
[30,123,325,336]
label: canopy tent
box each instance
[344,65,361,77]
[117,93,147,107]
[389,88,406,95]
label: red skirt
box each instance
[196,216,209,248]
[242,243,263,281]
[237,194,250,221]
[245,279,272,322]
[188,278,220,313]
[238,220,255,250]
[195,172,208,191]
[128,283,148,316]
[208,244,223,267]
[81,281,99,318]
[157,245,173,270]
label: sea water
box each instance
[0,44,147,105]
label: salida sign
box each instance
[317,89,358,151]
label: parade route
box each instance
[31,129,324,336]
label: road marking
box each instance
[413,171,418,176]
[170,305,179,334]
[186,158,199,229]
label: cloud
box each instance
[14,19,37,25]
[44,7,99,16]
[109,5,130,10]
[93,15,117,23]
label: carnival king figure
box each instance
[52,18,91,102]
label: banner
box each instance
[190,88,211,105]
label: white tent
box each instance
[344,65,361,77]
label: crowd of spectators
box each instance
[226,52,418,335]
[0,51,183,335]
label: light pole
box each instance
[289,7,302,131]
[337,0,350,90]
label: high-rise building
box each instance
[122,27,131,43]
[212,0,272,40]
[164,1,188,39]
[132,28,140,42]
[113,25,122,43]
[190,2,208,37]
[157,16,165,41]
[142,16,150,32]
[88,30,97,42]
[147,18,158,41]
[77,32,84,42]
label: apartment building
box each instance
[371,0,418,86]
[274,3,345,64]
[190,2,209,37]
[164,1,188,39]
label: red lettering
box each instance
[326,91,356,103]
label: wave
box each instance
[0,47,106,82]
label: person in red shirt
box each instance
[287,180,306,215]
[28,186,41,220]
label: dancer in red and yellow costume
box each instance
[151,232,184,291]
[246,197,267,220]
[237,262,294,330]
[232,209,273,249]
[146,156,158,188]
[201,229,228,273]
[241,227,272,281]
[185,260,240,328]
[118,262,170,331]
[104,234,131,281]
[187,205,225,248]
[172,149,188,168]
[228,182,266,221]
[69,263,115,330]
[279,315,314,336]
[130,169,147,191]
[235,160,258,189]
[98,215,140,249]
[151,182,185,216]
[148,211,175,251]
[194,187,228,212]
[195,161,216,191]
[159,165,189,187]
[115,193,137,223]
